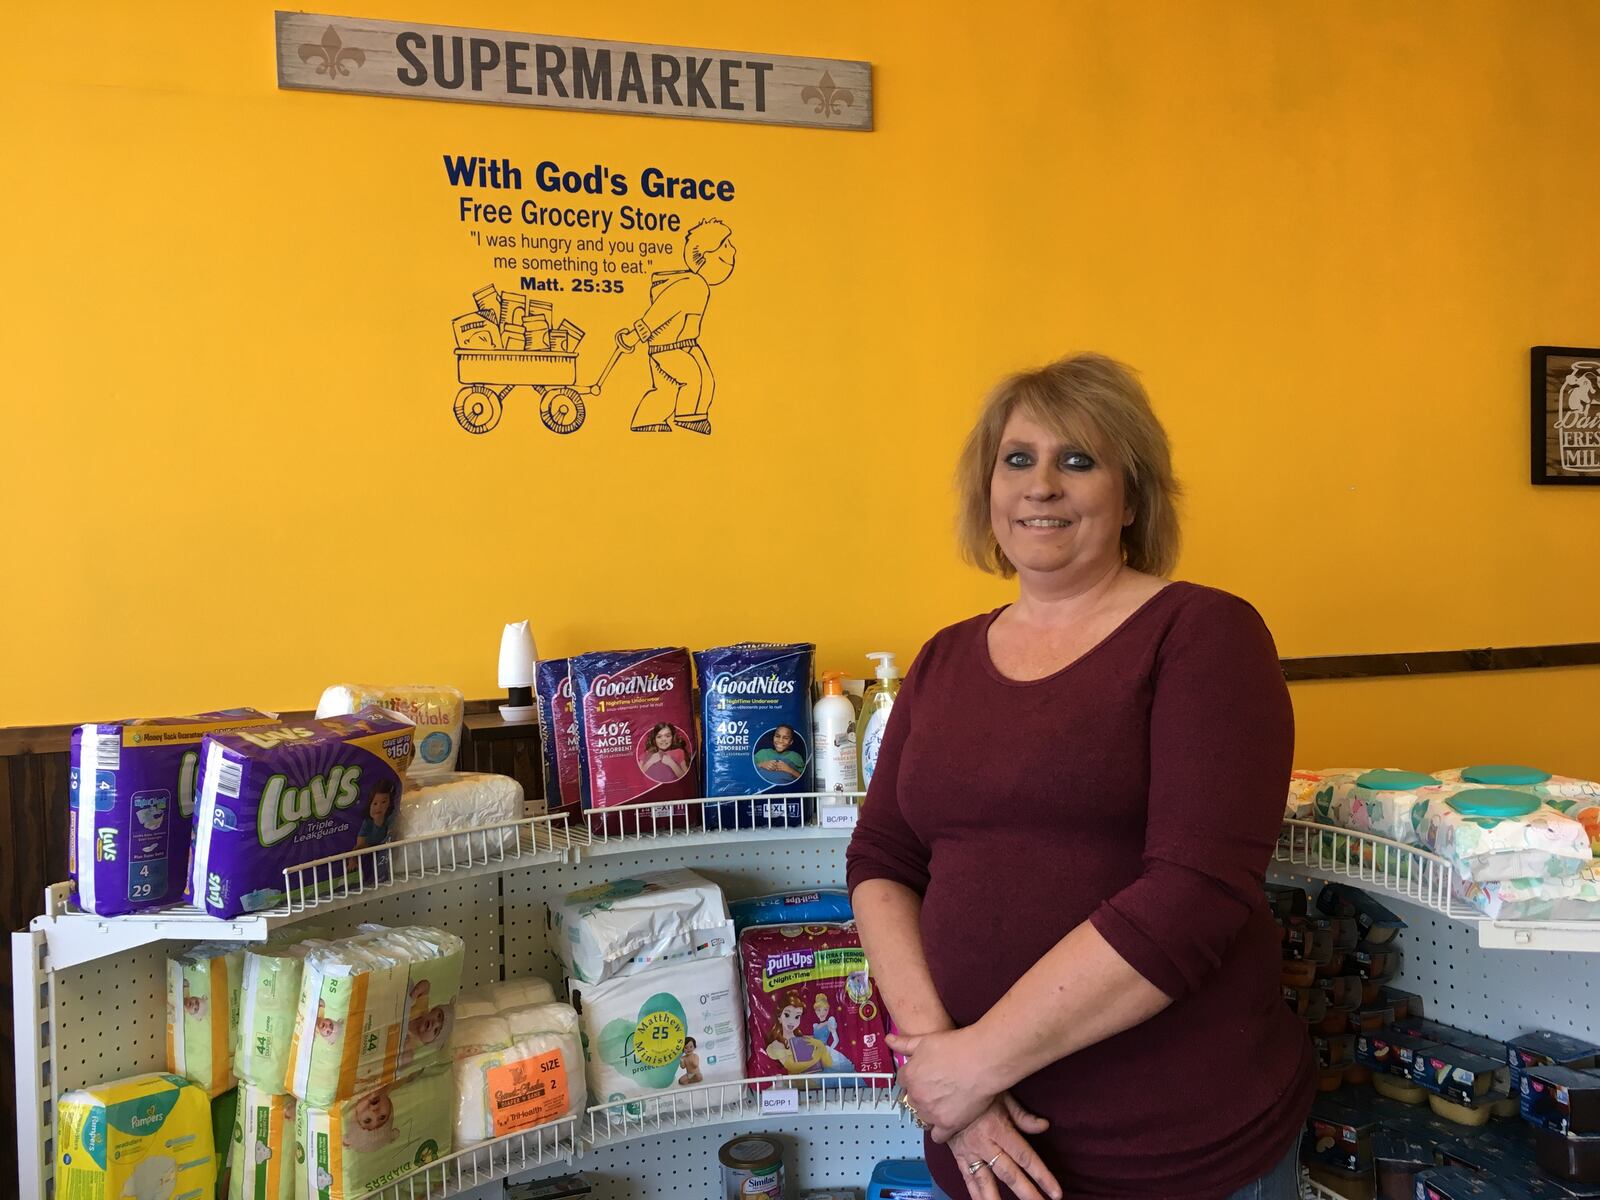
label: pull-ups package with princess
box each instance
[571,648,699,833]
[739,921,891,1082]
[695,642,816,830]
[189,711,414,918]
[70,709,276,915]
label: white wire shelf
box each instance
[362,1114,581,1200]
[33,794,866,970]
[35,814,575,970]
[573,791,866,855]
[584,1072,899,1148]
[1276,819,1600,953]
[358,1075,900,1200]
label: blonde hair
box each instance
[955,353,1181,577]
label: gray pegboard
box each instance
[1269,866,1598,1042]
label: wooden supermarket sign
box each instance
[275,12,873,131]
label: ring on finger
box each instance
[986,1153,1002,1169]
[966,1160,987,1176]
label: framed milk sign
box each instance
[1532,345,1600,485]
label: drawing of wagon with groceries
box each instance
[450,284,623,435]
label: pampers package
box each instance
[571,648,699,833]
[315,684,465,779]
[56,1072,217,1200]
[167,943,244,1096]
[570,953,745,1106]
[740,922,891,1082]
[189,711,415,918]
[70,709,275,915]
[535,658,583,821]
[549,869,735,985]
[228,1084,295,1200]
[295,1065,453,1200]
[695,642,816,830]
[286,925,464,1107]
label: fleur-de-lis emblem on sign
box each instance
[801,71,854,117]
[298,26,365,78]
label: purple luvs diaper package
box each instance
[69,709,276,916]
[190,711,415,918]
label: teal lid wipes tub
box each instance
[1461,765,1554,787]
[1355,769,1439,792]
[1447,788,1542,820]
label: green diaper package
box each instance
[214,1088,238,1197]
[296,1066,454,1200]
[286,925,464,1106]
[228,1083,296,1200]
[237,939,326,1094]
[166,943,245,1097]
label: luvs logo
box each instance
[258,765,364,846]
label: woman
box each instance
[846,354,1312,1200]
[639,723,690,783]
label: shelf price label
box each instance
[821,805,859,830]
[759,1088,800,1115]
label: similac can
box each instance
[719,1134,785,1198]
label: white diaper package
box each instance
[454,993,501,1022]
[390,771,524,872]
[316,683,465,779]
[505,1001,581,1040]
[56,1072,216,1200]
[295,1065,454,1200]
[550,869,735,985]
[571,953,745,1107]
[1415,789,1594,883]
[452,1002,586,1144]
[237,938,326,1094]
[485,977,557,1010]
[286,925,464,1106]
[228,1083,296,1200]
[167,942,244,1096]
[1454,869,1600,921]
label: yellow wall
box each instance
[3,2,1597,775]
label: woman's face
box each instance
[814,996,829,1019]
[772,726,793,753]
[653,726,675,751]
[989,410,1129,583]
[780,1005,803,1036]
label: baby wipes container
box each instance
[1460,764,1553,787]
[866,1159,952,1200]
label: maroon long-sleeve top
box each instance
[846,582,1315,1200]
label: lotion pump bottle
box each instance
[857,651,901,791]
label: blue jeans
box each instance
[1225,1139,1300,1200]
